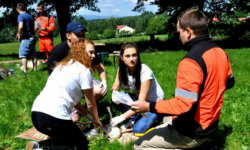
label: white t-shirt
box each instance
[124,64,164,102]
[32,60,93,120]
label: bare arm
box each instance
[16,22,23,42]
[74,102,88,116]
[83,88,99,121]
[111,69,120,92]
[95,63,106,81]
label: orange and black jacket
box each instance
[35,11,56,38]
[150,34,235,139]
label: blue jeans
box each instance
[19,37,36,58]
[114,93,158,133]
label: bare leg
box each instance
[32,57,37,71]
[22,58,27,73]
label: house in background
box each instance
[116,25,135,33]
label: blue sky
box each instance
[0,0,158,17]
[76,0,159,17]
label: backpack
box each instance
[0,66,7,80]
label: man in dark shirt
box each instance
[16,3,37,74]
[47,21,86,75]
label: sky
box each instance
[0,0,159,17]
[75,0,159,17]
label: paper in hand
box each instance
[35,22,41,30]
[112,91,148,118]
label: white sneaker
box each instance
[25,141,40,150]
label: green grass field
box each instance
[0,35,168,61]
[0,38,250,149]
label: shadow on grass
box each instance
[211,125,233,149]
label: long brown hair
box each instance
[119,42,141,91]
[55,40,92,72]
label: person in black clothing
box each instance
[47,21,86,75]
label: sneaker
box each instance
[120,120,133,132]
[25,141,40,150]
[21,71,27,75]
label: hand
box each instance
[99,80,107,96]
[16,33,21,42]
[110,115,125,127]
[93,119,102,127]
[84,113,94,122]
[111,85,119,93]
[131,101,150,113]
[41,28,47,31]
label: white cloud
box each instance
[103,4,114,7]
[112,8,121,13]
[130,0,137,3]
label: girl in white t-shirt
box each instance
[27,40,102,150]
[110,42,164,135]
[71,40,107,122]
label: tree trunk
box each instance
[54,0,71,42]
[150,34,155,42]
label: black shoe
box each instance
[21,71,27,75]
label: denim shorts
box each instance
[19,38,37,58]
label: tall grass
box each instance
[0,47,250,149]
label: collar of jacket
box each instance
[37,11,49,17]
[183,34,211,51]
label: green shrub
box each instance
[103,29,116,39]
[0,24,17,43]
[117,31,133,38]
[89,31,99,40]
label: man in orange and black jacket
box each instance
[131,8,235,150]
[35,3,56,63]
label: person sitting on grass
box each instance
[71,39,107,122]
[110,42,165,135]
[26,40,102,150]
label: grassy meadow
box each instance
[0,37,250,149]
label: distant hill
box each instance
[80,15,122,20]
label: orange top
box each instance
[35,14,55,37]
[150,35,234,138]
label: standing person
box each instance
[110,42,165,135]
[16,3,37,74]
[25,40,102,150]
[35,2,56,64]
[131,8,235,149]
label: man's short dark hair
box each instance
[17,3,26,11]
[37,2,45,9]
[178,7,208,36]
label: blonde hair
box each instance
[55,40,92,72]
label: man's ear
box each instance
[66,33,71,40]
[186,28,192,40]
